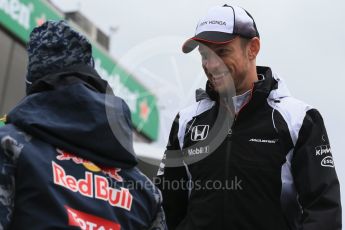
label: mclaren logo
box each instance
[191,125,209,141]
[249,138,278,144]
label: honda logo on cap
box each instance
[191,125,209,141]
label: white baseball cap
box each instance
[182,4,260,53]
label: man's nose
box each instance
[203,53,223,72]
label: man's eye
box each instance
[216,49,229,56]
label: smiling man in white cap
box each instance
[156,4,341,230]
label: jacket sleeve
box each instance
[291,109,341,230]
[155,114,189,229]
[0,134,19,229]
[148,184,168,230]
[148,202,168,230]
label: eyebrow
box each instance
[200,42,231,51]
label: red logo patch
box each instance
[66,206,121,230]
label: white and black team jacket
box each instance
[156,66,341,230]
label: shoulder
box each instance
[178,98,215,127]
[267,76,314,144]
[0,124,23,141]
[174,98,215,149]
[0,123,29,140]
[268,96,314,145]
[269,96,313,122]
[0,124,32,161]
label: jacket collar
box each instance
[202,66,278,103]
[196,66,279,121]
[235,66,278,119]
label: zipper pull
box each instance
[227,115,236,138]
[227,128,233,138]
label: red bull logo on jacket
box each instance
[56,149,123,182]
[52,161,132,211]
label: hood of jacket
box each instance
[7,68,137,168]
[8,20,137,168]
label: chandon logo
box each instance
[191,125,209,141]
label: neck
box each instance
[236,65,258,95]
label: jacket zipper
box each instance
[223,84,255,226]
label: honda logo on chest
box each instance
[191,125,209,141]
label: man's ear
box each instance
[248,37,260,60]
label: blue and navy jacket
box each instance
[0,67,166,230]
[0,20,166,230]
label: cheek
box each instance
[223,57,235,71]
[202,65,212,81]
[229,58,245,74]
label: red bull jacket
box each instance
[0,65,167,230]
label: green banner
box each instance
[93,49,159,140]
[0,0,61,41]
[0,115,5,126]
[0,0,159,140]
